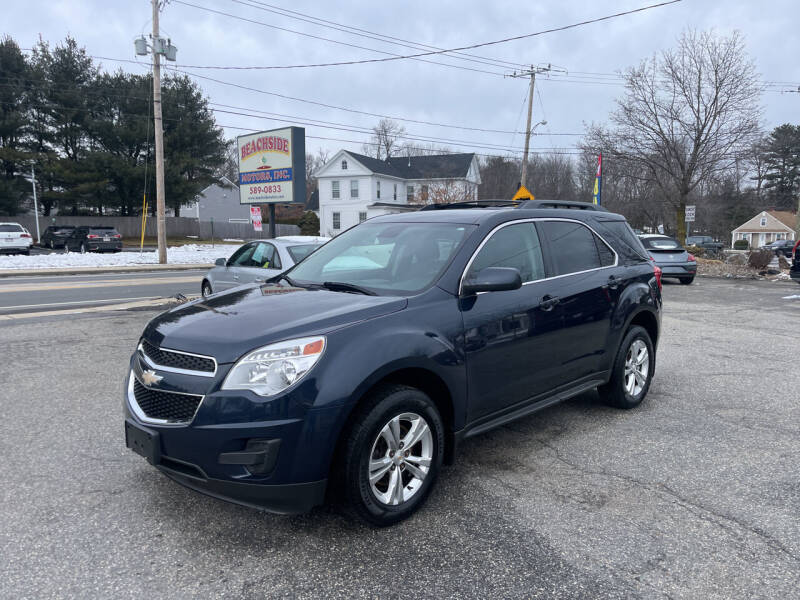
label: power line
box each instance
[168,0,682,71]
[229,0,528,70]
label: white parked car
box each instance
[0,222,33,255]
[201,236,330,297]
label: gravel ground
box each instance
[1,277,798,599]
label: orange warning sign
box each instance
[512,185,534,201]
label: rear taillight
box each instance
[21,233,31,238]
[112,234,121,239]
[688,253,696,262]
[793,239,800,258]
[653,265,663,291]
[86,234,99,239]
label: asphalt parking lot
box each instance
[1,277,798,599]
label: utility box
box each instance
[134,37,148,56]
[164,43,177,61]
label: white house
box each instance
[731,210,796,248]
[314,151,481,236]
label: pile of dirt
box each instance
[695,258,789,281]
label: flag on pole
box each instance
[592,153,602,205]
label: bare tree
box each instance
[586,29,761,243]
[362,118,406,160]
[407,179,476,205]
[304,148,330,204]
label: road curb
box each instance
[0,263,212,278]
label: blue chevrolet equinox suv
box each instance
[125,200,662,526]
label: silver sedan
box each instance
[201,236,329,297]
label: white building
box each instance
[314,151,481,236]
[731,210,796,248]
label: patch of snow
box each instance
[782,295,800,300]
[0,244,242,270]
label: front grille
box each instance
[133,378,203,423]
[141,339,215,373]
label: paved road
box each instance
[1,277,798,598]
[0,270,205,315]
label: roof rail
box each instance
[418,199,519,211]
[517,199,608,212]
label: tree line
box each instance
[0,36,226,217]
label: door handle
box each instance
[606,275,620,290]
[540,295,560,311]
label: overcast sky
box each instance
[5,0,799,161]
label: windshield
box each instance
[287,244,321,263]
[287,221,473,295]
[642,237,681,250]
[0,224,24,232]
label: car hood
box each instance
[143,285,407,363]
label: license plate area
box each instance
[103,237,110,241]
[125,419,161,464]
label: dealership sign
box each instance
[237,126,306,205]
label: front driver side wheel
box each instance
[338,385,444,526]
[598,325,655,409]
[201,281,213,298]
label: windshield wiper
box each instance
[321,281,377,296]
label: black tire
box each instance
[201,281,213,298]
[49,239,55,250]
[337,384,445,527]
[679,276,694,285]
[598,325,655,409]
[80,242,86,254]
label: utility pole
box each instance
[152,0,167,264]
[30,164,40,244]
[135,3,177,263]
[508,64,557,188]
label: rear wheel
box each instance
[337,385,444,526]
[201,281,213,298]
[49,239,55,250]
[679,276,694,285]
[598,325,654,409]
[80,242,87,254]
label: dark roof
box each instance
[306,189,319,211]
[346,151,474,179]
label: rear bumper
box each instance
[658,262,697,277]
[0,246,31,253]
[86,242,123,252]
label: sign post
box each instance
[685,205,696,223]
[237,126,306,239]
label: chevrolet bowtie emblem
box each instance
[142,369,163,386]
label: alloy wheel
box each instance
[624,339,650,397]
[368,412,433,506]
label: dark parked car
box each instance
[685,235,724,254]
[65,226,122,253]
[40,225,75,249]
[124,200,662,525]
[790,240,800,284]
[760,239,795,257]
[639,234,697,285]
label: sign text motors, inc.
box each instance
[237,126,306,205]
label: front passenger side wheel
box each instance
[598,325,654,409]
[201,281,213,298]
[338,385,444,526]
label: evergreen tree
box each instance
[0,36,31,215]
[762,124,800,211]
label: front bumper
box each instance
[123,350,347,514]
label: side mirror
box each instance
[215,258,227,267]
[461,267,522,295]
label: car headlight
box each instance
[221,336,326,397]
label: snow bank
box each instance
[0,244,242,270]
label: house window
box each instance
[406,185,414,202]
[377,181,381,199]
[332,212,341,230]
[332,180,340,199]
[359,211,367,223]
[341,160,347,170]
[350,179,359,198]
[760,217,767,227]
[393,184,397,201]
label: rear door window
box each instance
[467,222,545,283]
[539,221,612,276]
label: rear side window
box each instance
[287,244,320,263]
[467,223,545,283]
[539,221,613,276]
[0,224,24,232]
[600,220,648,260]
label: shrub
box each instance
[685,245,705,257]
[747,249,773,270]
[733,239,749,250]
[298,211,321,236]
